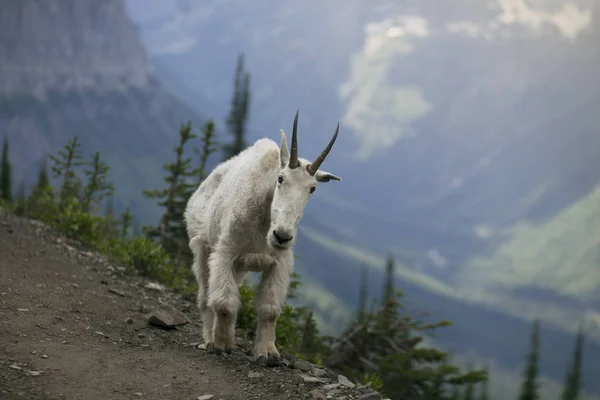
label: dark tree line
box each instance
[516,319,585,400]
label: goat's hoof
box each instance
[267,354,281,367]
[214,347,230,356]
[205,342,215,353]
[257,356,268,367]
[256,354,281,367]
[214,345,233,356]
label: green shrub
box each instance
[359,372,385,394]
[120,236,173,282]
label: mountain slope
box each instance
[0,209,378,400]
[0,0,204,221]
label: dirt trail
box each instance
[0,210,383,400]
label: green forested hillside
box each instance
[464,184,600,303]
[0,83,206,222]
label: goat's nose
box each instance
[273,230,293,244]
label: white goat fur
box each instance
[184,119,341,365]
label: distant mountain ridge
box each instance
[0,0,203,221]
[0,0,152,97]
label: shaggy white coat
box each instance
[184,128,341,366]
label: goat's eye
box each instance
[278,175,284,184]
[309,186,316,194]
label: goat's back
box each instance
[184,138,280,246]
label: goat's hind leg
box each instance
[190,236,214,352]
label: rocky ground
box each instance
[0,210,386,400]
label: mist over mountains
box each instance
[126,0,600,395]
[2,0,599,398]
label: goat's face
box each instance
[268,111,342,251]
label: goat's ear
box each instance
[279,129,289,168]
[315,169,342,183]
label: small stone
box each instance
[141,344,151,350]
[42,355,48,359]
[198,343,206,350]
[325,369,338,382]
[197,395,214,400]
[138,333,146,338]
[299,374,328,384]
[248,372,263,379]
[133,393,142,397]
[309,389,327,400]
[108,288,127,297]
[147,305,190,328]
[9,363,22,371]
[322,383,341,391]
[27,370,44,377]
[312,368,328,377]
[358,392,382,400]
[95,331,106,337]
[338,375,355,388]
[17,308,30,312]
[294,359,313,373]
[144,282,165,291]
[125,317,134,324]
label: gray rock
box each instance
[299,374,329,384]
[147,305,190,328]
[309,389,327,400]
[338,374,355,388]
[108,288,127,297]
[248,372,264,379]
[358,392,382,400]
[196,395,214,400]
[294,359,313,373]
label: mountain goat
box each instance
[184,110,342,366]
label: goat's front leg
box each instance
[206,250,240,355]
[254,251,293,367]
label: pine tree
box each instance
[120,206,134,239]
[357,264,369,324]
[143,121,197,264]
[82,151,115,213]
[13,180,26,216]
[27,158,55,219]
[451,386,461,400]
[104,196,115,220]
[0,136,13,203]
[299,311,320,360]
[561,325,585,400]
[34,158,50,191]
[223,53,251,160]
[517,320,541,400]
[327,256,485,399]
[48,135,84,208]
[478,363,490,400]
[192,120,217,186]
[377,254,400,333]
[464,382,475,400]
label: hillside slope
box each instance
[0,209,383,400]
